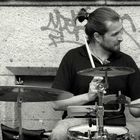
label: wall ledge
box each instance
[6,66,58,76]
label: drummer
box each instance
[50,7,140,140]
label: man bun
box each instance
[76,8,89,22]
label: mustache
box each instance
[116,41,121,46]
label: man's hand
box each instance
[88,76,105,101]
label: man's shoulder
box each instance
[117,51,137,66]
[68,45,85,53]
[65,45,85,56]
[117,51,133,60]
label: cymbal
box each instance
[0,85,73,102]
[78,66,135,77]
[125,103,140,108]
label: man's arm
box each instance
[52,76,103,111]
[129,98,140,118]
[126,56,140,117]
[52,92,96,111]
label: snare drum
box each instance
[67,124,130,140]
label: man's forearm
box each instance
[52,93,96,111]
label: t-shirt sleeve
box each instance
[52,51,73,91]
[127,57,140,101]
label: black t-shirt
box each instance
[52,45,140,126]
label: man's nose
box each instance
[118,34,123,42]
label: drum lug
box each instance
[124,133,136,140]
[128,133,136,140]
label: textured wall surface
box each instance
[0,6,140,70]
[0,5,140,139]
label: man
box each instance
[50,7,140,140]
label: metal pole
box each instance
[17,87,23,140]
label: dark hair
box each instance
[76,7,120,42]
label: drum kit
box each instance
[67,66,138,140]
[0,66,139,140]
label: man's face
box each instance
[100,20,123,53]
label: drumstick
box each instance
[84,35,95,68]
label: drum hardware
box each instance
[88,129,92,140]
[94,70,109,139]
[67,95,131,140]
[91,74,129,139]
[87,113,95,128]
[67,95,134,139]
[17,86,23,140]
[0,82,73,140]
[76,66,136,140]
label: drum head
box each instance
[68,124,128,140]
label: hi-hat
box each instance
[78,66,135,77]
[0,85,73,102]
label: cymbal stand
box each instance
[17,87,23,140]
[95,71,109,139]
[95,71,124,140]
[16,78,24,140]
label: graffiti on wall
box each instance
[41,9,84,47]
[122,14,140,48]
[41,8,140,49]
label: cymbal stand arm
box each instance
[104,91,122,113]
[17,87,23,140]
[104,104,122,113]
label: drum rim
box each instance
[68,124,128,135]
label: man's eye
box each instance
[112,33,118,36]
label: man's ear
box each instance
[94,32,102,43]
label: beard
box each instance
[101,42,120,53]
